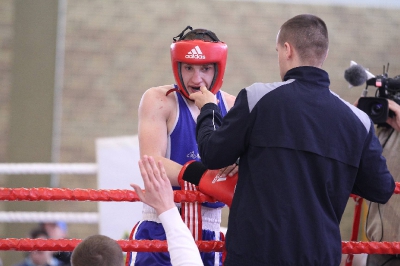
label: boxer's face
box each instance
[180,63,215,95]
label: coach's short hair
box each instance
[71,234,123,266]
[278,14,329,66]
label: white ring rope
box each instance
[0,163,110,225]
[0,163,97,175]
[0,212,98,224]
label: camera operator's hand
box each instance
[386,99,400,132]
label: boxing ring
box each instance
[0,137,399,266]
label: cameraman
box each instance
[365,99,400,266]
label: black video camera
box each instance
[357,63,400,127]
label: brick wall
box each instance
[0,0,12,166]
[0,0,13,250]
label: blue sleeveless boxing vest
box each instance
[167,91,228,165]
[167,91,228,208]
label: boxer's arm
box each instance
[138,88,182,186]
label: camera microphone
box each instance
[344,64,368,87]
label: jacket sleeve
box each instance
[352,123,395,203]
[196,89,252,169]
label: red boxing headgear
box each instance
[170,39,228,99]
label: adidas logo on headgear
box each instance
[185,46,206,59]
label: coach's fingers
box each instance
[199,86,208,93]
[218,163,238,177]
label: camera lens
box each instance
[370,103,383,116]
[357,97,389,124]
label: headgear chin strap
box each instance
[170,38,228,100]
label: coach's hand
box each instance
[219,163,238,177]
[189,86,218,110]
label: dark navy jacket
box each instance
[196,66,395,266]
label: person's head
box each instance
[276,14,329,80]
[28,227,54,266]
[40,221,68,239]
[71,234,124,266]
[170,26,228,99]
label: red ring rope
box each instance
[1,182,399,259]
[0,187,217,203]
[0,238,224,253]
[0,238,400,254]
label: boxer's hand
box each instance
[198,169,238,207]
[178,161,238,207]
